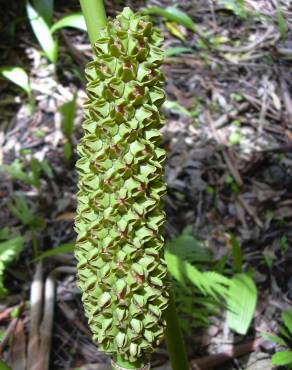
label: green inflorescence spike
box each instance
[75,7,169,364]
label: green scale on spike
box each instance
[75,7,169,363]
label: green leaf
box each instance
[164,46,193,57]
[0,160,32,185]
[261,332,288,346]
[0,237,25,298]
[32,0,54,25]
[0,67,31,95]
[163,100,192,118]
[64,142,73,161]
[231,234,243,273]
[59,94,77,139]
[145,6,195,31]
[26,2,58,63]
[34,243,74,261]
[282,310,292,335]
[0,360,12,370]
[277,5,287,38]
[167,232,211,263]
[227,273,257,335]
[165,250,230,299]
[51,13,86,33]
[218,0,247,19]
[9,196,42,228]
[272,351,292,366]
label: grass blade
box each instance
[145,6,195,31]
[26,2,58,63]
[51,13,87,33]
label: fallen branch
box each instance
[191,338,266,370]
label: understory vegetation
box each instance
[0,0,291,369]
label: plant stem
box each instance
[165,288,189,370]
[112,355,147,369]
[79,0,107,46]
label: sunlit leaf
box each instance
[145,6,195,31]
[0,236,25,298]
[282,310,292,335]
[165,22,185,41]
[163,100,192,117]
[26,2,58,63]
[51,13,87,33]
[164,46,193,57]
[227,273,257,335]
[0,67,31,95]
[272,351,292,366]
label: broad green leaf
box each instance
[145,6,195,31]
[26,2,58,63]
[167,233,211,263]
[51,13,86,33]
[272,351,292,366]
[227,273,257,335]
[0,237,25,298]
[164,46,193,57]
[34,243,74,260]
[282,310,292,335]
[0,67,31,95]
[32,0,54,25]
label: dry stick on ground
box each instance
[39,266,76,370]
[205,110,264,228]
[216,27,277,54]
[10,319,26,370]
[0,317,18,355]
[280,76,292,127]
[214,102,250,129]
[27,262,43,370]
[27,265,76,370]
[191,338,267,370]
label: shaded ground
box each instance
[0,0,292,369]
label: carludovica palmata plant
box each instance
[75,1,189,369]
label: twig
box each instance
[27,262,43,370]
[237,195,264,228]
[0,318,18,355]
[280,77,292,126]
[214,102,250,129]
[37,266,76,370]
[217,27,277,54]
[11,319,26,370]
[191,338,266,370]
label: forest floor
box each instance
[0,0,292,369]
